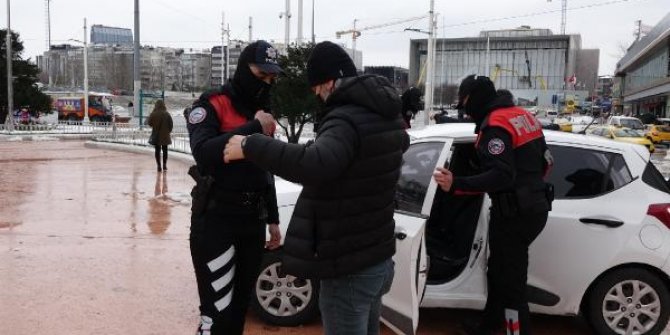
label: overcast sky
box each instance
[4,0,669,76]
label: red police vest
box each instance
[208,94,247,132]
[476,106,544,149]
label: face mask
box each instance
[234,68,272,111]
[464,92,495,126]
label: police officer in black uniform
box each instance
[434,75,553,335]
[187,40,282,335]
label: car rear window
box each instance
[547,145,633,199]
[613,128,640,137]
[642,161,670,194]
[620,119,644,129]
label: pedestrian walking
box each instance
[147,100,173,172]
[186,40,283,335]
[223,41,409,335]
[433,75,553,335]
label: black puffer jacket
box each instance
[243,75,409,278]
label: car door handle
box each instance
[579,218,624,228]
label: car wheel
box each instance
[250,250,319,326]
[586,268,670,335]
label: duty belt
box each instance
[213,190,264,207]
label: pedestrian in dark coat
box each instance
[147,100,173,172]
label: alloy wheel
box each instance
[601,279,661,335]
[255,261,314,317]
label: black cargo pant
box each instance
[190,202,265,335]
[482,206,548,335]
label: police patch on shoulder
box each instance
[188,107,207,124]
[488,138,505,155]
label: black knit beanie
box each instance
[307,41,358,86]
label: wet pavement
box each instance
[0,139,660,334]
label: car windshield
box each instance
[613,128,641,137]
[657,126,670,132]
[620,119,644,129]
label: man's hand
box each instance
[433,167,454,192]
[255,110,276,136]
[224,135,246,163]
[266,223,281,250]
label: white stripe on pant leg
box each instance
[214,288,234,311]
[505,308,520,335]
[211,265,235,292]
[198,315,213,335]
[207,245,235,272]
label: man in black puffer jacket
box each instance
[224,41,409,335]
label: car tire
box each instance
[250,250,319,326]
[585,268,670,335]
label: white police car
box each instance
[252,123,670,335]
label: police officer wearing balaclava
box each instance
[186,40,282,335]
[433,75,553,335]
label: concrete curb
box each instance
[84,140,196,166]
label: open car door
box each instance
[381,137,453,335]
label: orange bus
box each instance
[56,93,115,122]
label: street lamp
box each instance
[68,19,88,122]
[404,28,429,34]
[5,0,14,130]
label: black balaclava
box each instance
[231,42,273,116]
[456,75,498,129]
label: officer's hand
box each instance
[224,135,245,163]
[433,167,454,192]
[266,223,281,250]
[255,111,277,136]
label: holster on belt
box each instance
[212,189,267,219]
[544,183,555,211]
[491,192,519,218]
[492,183,554,218]
[516,183,554,213]
[188,165,214,217]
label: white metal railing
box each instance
[0,121,121,134]
[93,123,192,154]
[2,119,315,155]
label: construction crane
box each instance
[547,0,567,34]
[491,65,547,90]
[491,65,518,83]
[335,15,428,67]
